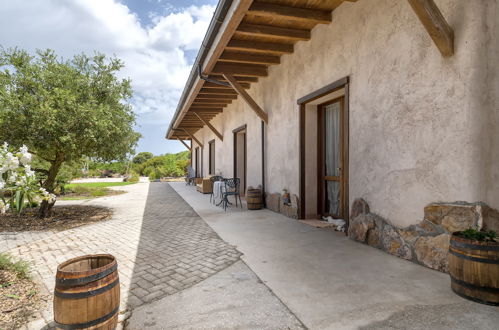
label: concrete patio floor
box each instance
[169,182,499,330]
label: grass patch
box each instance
[59,182,133,200]
[65,181,136,189]
[0,254,30,279]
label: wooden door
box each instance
[318,97,347,218]
[233,127,247,196]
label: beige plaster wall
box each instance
[189,0,494,227]
[485,0,499,207]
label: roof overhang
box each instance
[166,0,453,141]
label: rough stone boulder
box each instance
[266,193,280,213]
[348,213,375,242]
[414,234,450,272]
[351,198,370,219]
[424,202,485,233]
[381,226,412,260]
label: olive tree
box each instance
[0,48,140,217]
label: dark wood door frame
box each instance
[298,77,350,227]
[233,124,247,195]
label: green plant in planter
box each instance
[458,228,498,242]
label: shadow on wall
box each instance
[125,183,241,310]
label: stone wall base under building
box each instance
[348,199,499,273]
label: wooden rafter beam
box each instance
[196,93,238,100]
[194,112,223,141]
[177,138,191,151]
[209,75,258,83]
[248,2,332,25]
[212,62,268,77]
[181,129,203,148]
[202,81,250,89]
[226,40,293,55]
[407,0,454,57]
[193,99,232,104]
[224,74,268,124]
[200,87,237,95]
[219,51,280,65]
[235,23,310,41]
[191,103,229,108]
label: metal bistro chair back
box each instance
[222,178,242,211]
[209,176,223,204]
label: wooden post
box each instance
[177,138,191,151]
[407,0,454,57]
[223,74,268,123]
[193,112,224,141]
[182,129,203,148]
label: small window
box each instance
[208,140,215,175]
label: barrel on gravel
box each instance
[53,254,120,329]
[448,234,499,305]
[246,189,262,210]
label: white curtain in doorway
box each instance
[325,102,340,215]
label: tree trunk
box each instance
[38,154,64,218]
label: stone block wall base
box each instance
[348,199,499,273]
[265,192,299,219]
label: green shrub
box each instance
[125,172,139,183]
[0,253,30,279]
[458,228,497,242]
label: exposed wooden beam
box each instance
[209,75,258,83]
[224,74,268,124]
[196,93,238,100]
[177,138,191,151]
[219,51,280,65]
[407,0,454,57]
[248,2,332,25]
[189,107,224,112]
[193,99,232,104]
[191,103,229,108]
[200,88,238,94]
[212,62,268,77]
[170,0,254,137]
[182,129,203,148]
[235,23,310,41]
[226,40,293,55]
[194,112,223,141]
[203,81,250,89]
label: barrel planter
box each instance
[54,254,120,330]
[246,189,262,210]
[448,234,499,305]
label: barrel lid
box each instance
[56,254,117,277]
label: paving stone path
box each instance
[1,182,241,328]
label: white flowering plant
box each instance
[0,142,56,215]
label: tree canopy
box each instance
[0,48,140,216]
[132,152,154,164]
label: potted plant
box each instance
[448,228,499,305]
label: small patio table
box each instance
[212,180,226,206]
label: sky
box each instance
[0,0,219,155]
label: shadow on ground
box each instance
[125,183,241,310]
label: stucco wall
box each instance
[485,0,499,207]
[189,0,495,227]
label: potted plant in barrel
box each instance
[448,228,499,305]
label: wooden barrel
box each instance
[54,254,120,329]
[246,189,262,210]
[448,235,499,305]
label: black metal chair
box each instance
[209,176,223,204]
[222,178,242,211]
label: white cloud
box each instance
[0,0,215,152]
